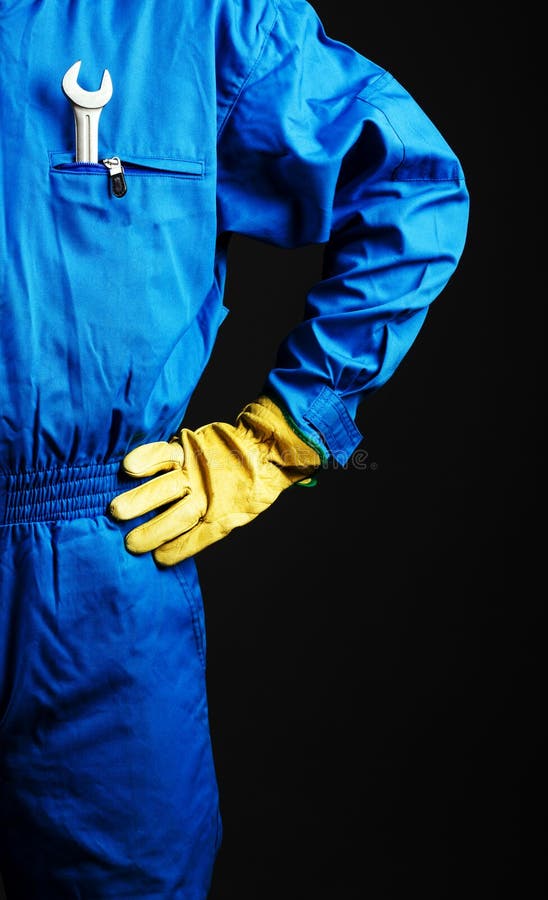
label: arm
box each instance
[217,0,469,463]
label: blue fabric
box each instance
[0,0,469,895]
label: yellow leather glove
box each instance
[109,396,322,565]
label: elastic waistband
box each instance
[0,462,128,525]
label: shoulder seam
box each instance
[356,70,393,102]
[217,0,281,139]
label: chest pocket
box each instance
[45,148,215,355]
[47,148,211,280]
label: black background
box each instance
[184,4,542,900]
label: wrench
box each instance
[61,60,113,163]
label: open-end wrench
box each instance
[61,60,113,163]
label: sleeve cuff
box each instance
[266,385,363,465]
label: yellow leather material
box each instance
[109,396,321,564]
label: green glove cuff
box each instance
[295,476,318,488]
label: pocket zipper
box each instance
[102,157,127,198]
[51,156,128,198]
[53,154,203,199]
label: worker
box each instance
[0,0,469,896]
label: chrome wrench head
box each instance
[61,60,113,163]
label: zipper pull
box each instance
[102,157,127,198]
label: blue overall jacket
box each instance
[0,0,469,896]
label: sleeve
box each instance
[216,0,470,464]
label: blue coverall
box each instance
[0,0,469,896]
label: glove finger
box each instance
[153,513,248,565]
[110,469,189,520]
[152,521,221,566]
[124,493,205,554]
[122,440,184,478]
[153,504,267,565]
